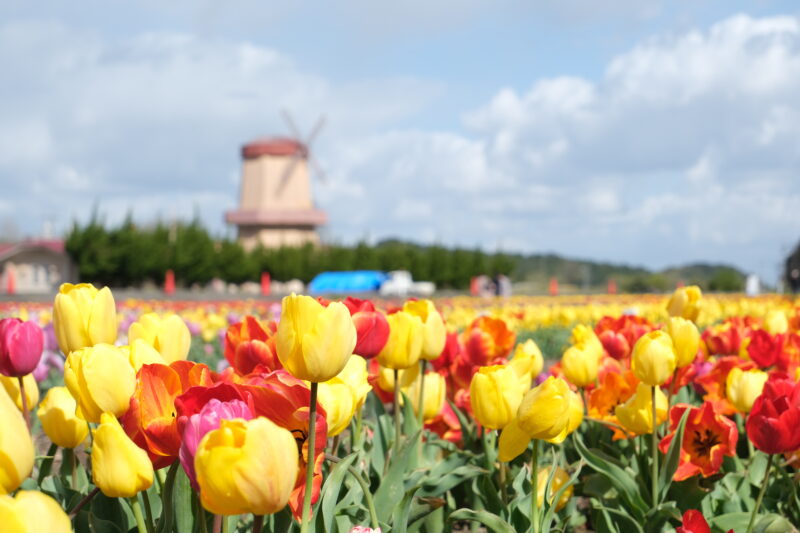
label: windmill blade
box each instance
[305,115,326,147]
[281,109,303,139]
[276,153,303,195]
[309,156,327,184]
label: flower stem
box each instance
[18,376,30,431]
[300,382,319,533]
[393,369,402,454]
[747,453,774,533]
[129,495,148,533]
[352,407,364,452]
[531,439,540,533]
[68,487,99,519]
[325,453,379,530]
[142,490,156,533]
[37,443,58,484]
[499,460,508,504]
[651,384,659,508]
[417,360,427,427]
[252,515,263,533]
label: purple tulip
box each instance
[0,318,44,377]
[179,399,253,487]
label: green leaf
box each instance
[753,513,795,533]
[659,407,691,500]
[173,466,194,533]
[419,465,486,498]
[320,453,358,532]
[155,462,179,533]
[709,512,751,532]
[447,399,476,448]
[373,430,421,524]
[448,508,515,533]
[391,487,420,533]
[540,459,583,533]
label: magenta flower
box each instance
[179,398,253,487]
[0,318,44,377]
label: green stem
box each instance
[417,360,427,427]
[37,443,58,484]
[393,369,402,454]
[156,462,179,533]
[18,376,30,431]
[499,461,508,505]
[222,515,231,533]
[300,382,319,533]
[68,487,99,519]
[747,453,774,533]
[531,439,540,533]
[580,387,587,417]
[325,453,379,530]
[212,515,221,533]
[71,448,77,488]
[129,495,148,533]
[651,385,658,508]
[142,490,156,533]
[352,406,364,452]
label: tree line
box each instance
[65,216,516,289]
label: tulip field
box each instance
[2,287,800,532]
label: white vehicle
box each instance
[379,270,436,298]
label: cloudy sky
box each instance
[2,1,800,282]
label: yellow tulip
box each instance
[615,383,667,435]
[195,418,298,515]
[92,412,154,498]
[405,371,446,422]
[64,344,136,423]
[0,491,71,532]
[470,365,523,430]
[570,324,604,354]
[666,285,702,322]
[561,343,600,388]
[726,367,768,413]
[510,339,544,386]
[377,311,424,370]
[318,379,356,437]
[276,294,357,382]
[0,374,38,412]
[53,283,117,355]
[335,356,372,409]
[0,386,34,494]
[666,317,700,367]
[127,339,166,372]
[128,313,191,363]
[537,466,573,512]
[763,310,788,335]
[631,331,677,386]
[37,386,88,448]
[377,363,420,393]
[403,299,446,360]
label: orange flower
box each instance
[658,402,738,481]
[462,316,516,366]
[224,316,280,374]
[120,361,214,467]
[702,317,758,356]
[695,356,757,415]
[588,370,638,439]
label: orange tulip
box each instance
[462,316,516,366]
[224,316,280,374]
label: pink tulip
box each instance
[0,318,44,377]
[178,398,253,487]
[349,528,382,533]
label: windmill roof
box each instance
[242,137,306,159]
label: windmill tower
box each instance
[225,113,328,250]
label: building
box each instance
[0,240,75,294]
[225,138,327,250]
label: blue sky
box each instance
[1,0,799,282]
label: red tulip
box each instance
[342,297,389,358]
[597,330,631,360]
[746,378,800,454]
[676,510,731,533]
[224,316,280,374]
[747,330,784,369]
[462,316,515,366]
[0,318,44,377]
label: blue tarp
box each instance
[308,270,388,294]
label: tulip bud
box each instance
[666,318,700,368]
[318,379,356,437]
[0,319,44,377]
[631,331,677,386]
[0,490,71,532]
[53,283,117,355]
[92,412,154,498]
[0,374,38,412]
[615,383,667,435]
[0,386,34,494]
[561,343,600,388]
[405,371,446,422]
[763,310,788,335]
[64,344,136,423]
[345,298,390,359]
[666,285,702,322]
[470,365,523,430]
[377,311,424,370]
[403,299,446,360]
[335,356,372,409]
[129,313,191,364]
[276,294,357,382]
[726,367,767,414]
[37,386,89,449]
[195,417,298,515]
[536,466,573,512]
[510,339,544,387]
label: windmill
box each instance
[225,111,328,250]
